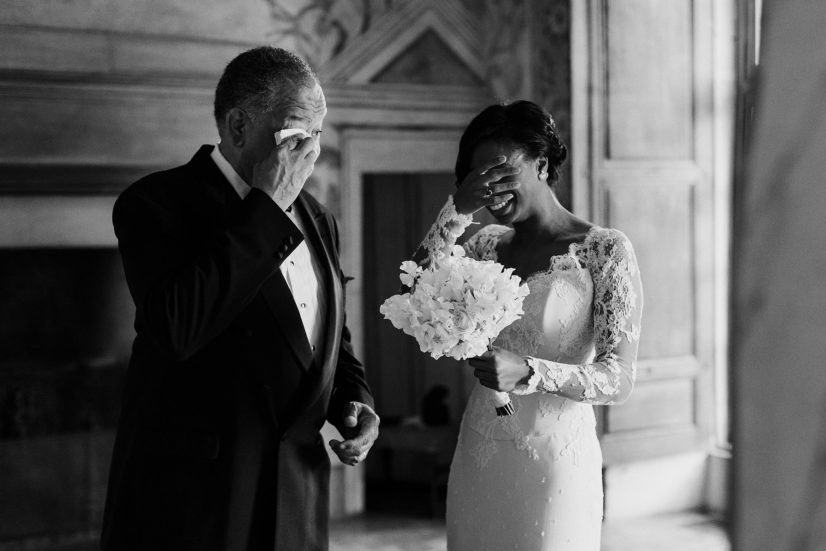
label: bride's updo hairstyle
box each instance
[454,100,568,189]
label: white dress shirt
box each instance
[210,145,326,355]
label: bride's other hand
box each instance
[469,347,532,392]
[453,155,521,216]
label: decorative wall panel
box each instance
[578,0,718,470]
[608,181,695,359]
[605,0,694,160]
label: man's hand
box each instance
[329,401,380,467]
[251,134,319,210]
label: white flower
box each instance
[380,250,530,361]
[452,310,475,339]
[399,260,421,288]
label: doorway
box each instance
[359,172,468,517]
[362,172,471,422]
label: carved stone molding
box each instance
[482,0,530,101]
[264,0,534,103]
[317,0,485,85]
[263,0,398,69]
[532,0,572,205]
[533,0,571,131]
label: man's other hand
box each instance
[328,401,380,467]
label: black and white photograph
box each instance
[0,0,824,550]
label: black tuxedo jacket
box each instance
[101,145,373,551]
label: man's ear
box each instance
[224,107,248,148]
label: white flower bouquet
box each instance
[380,245,530,415]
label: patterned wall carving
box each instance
[264,0,533,97]
[532,0,572,207]
[263,0,402,69]
[261,0,571,209]
[481,0,529,101]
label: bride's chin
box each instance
[488,197,517,221]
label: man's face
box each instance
[237,82,327,181]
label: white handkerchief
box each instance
[274,128,310,145]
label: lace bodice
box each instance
[463,223,642,405]
[416,197,644,465]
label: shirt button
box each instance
[300,303,307,308]
[290,260,295,266]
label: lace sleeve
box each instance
[512,229,643,405]
[411,195,474,266]
[461,224,510,261]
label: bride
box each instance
[411,100,643,550]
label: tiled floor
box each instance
[335,479,730,551]
[602,513,730,551]
[330,511,730,551]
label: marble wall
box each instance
[0,0,572,229]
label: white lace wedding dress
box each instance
[418,198,643,551]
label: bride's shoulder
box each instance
[462,224,511,259]
[581,226,638,265]
[467,224,511,244]
[477,223,511,238]
[584,226,633,247]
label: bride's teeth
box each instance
[490,198,511,211]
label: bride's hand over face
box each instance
[453,155,521,216]
[469,346,531,392]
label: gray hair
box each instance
[213,46,318,124]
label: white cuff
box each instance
[511,357,543,395]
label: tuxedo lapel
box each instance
[258,193,340,373]
[294,193,343,355]
[190,146,315,368]
[259,270,314,369]
[292,194,344,410]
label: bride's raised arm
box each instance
[512,229,644,405]
[410,156,521,266]
[410,195,475,266]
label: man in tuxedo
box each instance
[101,46,379,551]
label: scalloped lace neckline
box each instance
[490,225,601,283]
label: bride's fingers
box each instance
[488,180,521,195]
[461,157,514,188]
[475,187,495,199]
[469,171,520,203]
[469,351,495,367]
[480,166,520,186]
[475,155,508,176]
[474,368,497,385]
[468,357,486,368]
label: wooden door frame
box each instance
[570,0,735,465]
[339,128,463,359]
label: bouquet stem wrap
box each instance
[490,389,515,416]
[485,343,515,416]
[380,246,529,417]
